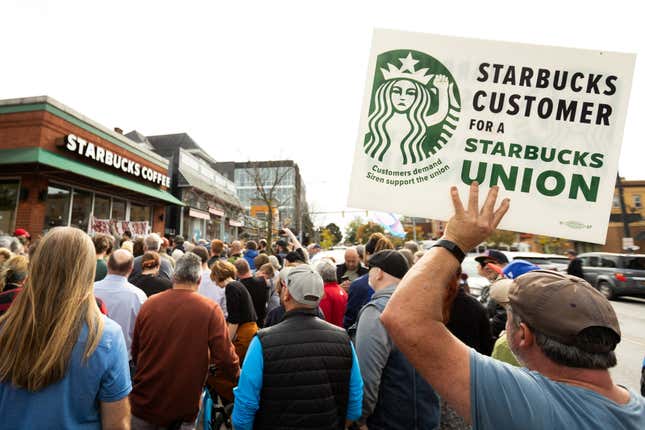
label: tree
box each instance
[355,222,385,244]
[534,235,571,254]
[325,223,342,245]
[320,228,336,249]
[486,229,518,249]
[246,161,292,250]
[345,216,364,244]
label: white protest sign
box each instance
[348,29,636,244]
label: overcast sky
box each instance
[2,0,643,229]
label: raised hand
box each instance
[443,182,510,253]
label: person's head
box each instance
[160,237,170,252]
[403,240,419,254]
[184,241,195,253]
[282,265,324,311]
[173,235,185,247]
[173,252,202,288]
[13,228,31,247]
[120,240,134,253]
[211,260,237,287]
[132,237,145,257]
[275,239,289,254]
[259,239,268,251]
[502,270,620,371]
[171,248,185,261]
[254,254,270,270]
[268,255,281,271]
[234,258,251,278]
[0,236,23,255]
[93,234,112,257]
[364,233,394,264]
[315,260,338,284]
[475,249,509,281]
[367,250,409,291]
[122,230,132,240]
[284,249,306,266]
[391,79,422,113]
[413,250,425,264]
[141,251,161,274]
[398,248,415,268]
[245,240,257,251]
[0,227,104,391]
[344,247,361,271]
[107,248,134,277]
[191,246,209,266]
[0,254,29,291]
[230,240,242,255]
[211,239,224,256]
[144,233,162,252]
[0,248,13,267]
[258,263,275,280]
[356,244,365,261]
[307,243,321,256]
[566,249,578,261]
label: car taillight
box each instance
[615,273,627,282]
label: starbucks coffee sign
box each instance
[61,134,171,188]
[348,29,636,244]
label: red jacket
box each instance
[319,282,348,328]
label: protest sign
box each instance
[90,216,149,236]
[348,29,635,244]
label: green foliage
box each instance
[345,217,364,244]
[355,222,385,244]
[486,229,517,248]
[325,223,342,245]
[320,229,336,249]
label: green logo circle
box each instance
[363,50,461,165]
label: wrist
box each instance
[441,235,467,256]
[432,238,465,264]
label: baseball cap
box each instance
[508,270,621,347]
[489,260,540,304]
[285,265,324,306]
[475,249,509,265]
[276,239,288,248]
[13,228,30,238]
[285,249,306,263]
[368,250,409,280]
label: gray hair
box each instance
[174,252,202,284]
[316,260,337,283]
[144,233,162,252]
[509,308,617,370]
[268,255,281,271]
[0,236,22,254]
[404,241,419,254]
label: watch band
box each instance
[432,239,465,263]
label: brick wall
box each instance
[14,174,49,239]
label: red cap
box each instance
[14,228,30,238]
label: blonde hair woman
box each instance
[0,227,131,429]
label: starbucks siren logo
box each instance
[363,50,461,165]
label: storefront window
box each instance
[0,180,19,235]
[130,203,151,222]
[112,199,126,221]
[94,194,111,219]
[70,189,92,232]
[43,185,71,230]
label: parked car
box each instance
[577,252,645,300]
[309,247,347,266]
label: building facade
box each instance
[133,133,244,242]
[214,160,312,240]
[603,179,645,253]
[0,96,182,238]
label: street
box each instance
[610,296,645,392]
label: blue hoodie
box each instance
[244,249,259,271]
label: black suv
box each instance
[577,252,645,300]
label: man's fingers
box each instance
[480,186,499,217]
[467,181,479,214]
[492,198,511,228]
[450,186,465,215]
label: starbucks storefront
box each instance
[0,96,183,238]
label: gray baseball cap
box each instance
[285,264,324,307]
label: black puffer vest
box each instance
[253,308,353,430]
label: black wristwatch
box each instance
[432,239,465,263]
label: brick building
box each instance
[603,179,645,253]
[0,96,183,239]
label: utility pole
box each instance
[616,173,631,238]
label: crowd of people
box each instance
[0,184,644,429]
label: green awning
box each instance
[0,147,185,206]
